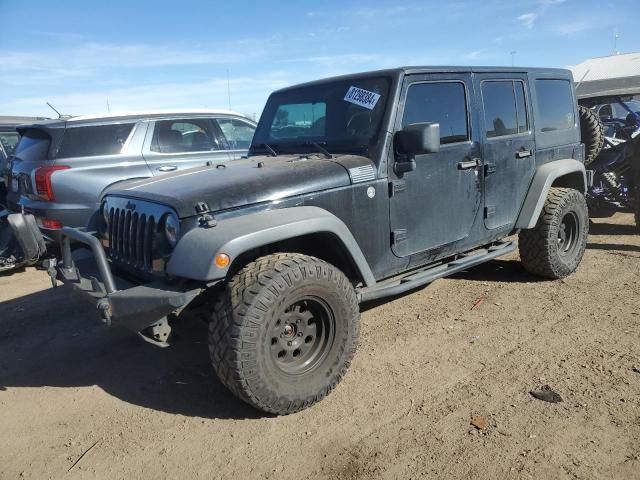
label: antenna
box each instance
[613,29,619,54]
[226,69,232,110]
[106,98,111,113]
[46,102,63,118]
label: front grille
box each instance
[103,197,172,275]
[107,207,156,272]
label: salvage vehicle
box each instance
[578,94,639,228]
[12,67,590,414]
[1,116,48,206]
[1,110,255,271]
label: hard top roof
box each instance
[272,66,573,94]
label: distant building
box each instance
[571,52,640,99]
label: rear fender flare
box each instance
[515,159,587,229]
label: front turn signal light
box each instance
[214,253,230,269]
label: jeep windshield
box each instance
[251,76,391,157]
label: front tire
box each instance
[208,253,361,415]
[519,187,589,279]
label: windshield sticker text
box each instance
[344,86,381,110]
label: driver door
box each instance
[389,74,482,257]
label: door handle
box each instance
[457,158,480,170]
[516,149,532,159]
[157,165,178,172]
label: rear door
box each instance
[143,117,230,174]
[474,74,535,230]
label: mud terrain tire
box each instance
[208,253,361,415]
[519,187,589,279]
[579,105,605,165]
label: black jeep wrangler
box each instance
[12,67,589,415]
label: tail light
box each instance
[34,165,70,201]
[39,218,63,229]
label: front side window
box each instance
[216,118,256,149]
[57,123,135,159]
[535,79,575,132]
[252,76,390,156]
[402,81,469,144]
[151,119,220,153]
[482,81,529,138]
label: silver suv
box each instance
[6,110,256,240]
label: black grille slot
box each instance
[107,207,155,272]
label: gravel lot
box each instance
[1,213,639,480]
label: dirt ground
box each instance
[1,213,639,480]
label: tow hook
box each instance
[97,298,112,327]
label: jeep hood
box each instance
[107,155,375,218]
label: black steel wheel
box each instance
[519,187,589,279]
[209,253,360,415]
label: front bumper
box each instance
[57,227,205,331]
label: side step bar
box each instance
[359,241,516,303]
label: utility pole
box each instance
[613,29,619,55]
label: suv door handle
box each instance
[457,158,480,170]
[157,165,178,172]
[516,149,532,159]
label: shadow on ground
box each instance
[0,286,263,420]
[589,222,638,236]
[362,258,539,311]
[587,242,640,253]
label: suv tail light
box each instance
[34,165,70,201]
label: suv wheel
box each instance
[519,187,589,279]
[208,253,360,415]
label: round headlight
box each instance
[164,213,180,248]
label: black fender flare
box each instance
[515,159,587,229]
[166,206,376,286]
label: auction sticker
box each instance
[344,86,381,110]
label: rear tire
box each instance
[208,253,361,415]
[579,105,605,166]
[519,187,589,279]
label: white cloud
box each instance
[464,48,490,60]
[517,13,538,29]
[0,76,290,118]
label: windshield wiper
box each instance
[256,143,277,157]
[305,141,332,159]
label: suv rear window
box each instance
[535,79,575,132]
[57,123,135,159]
[13,129,51,162]
[482,80,529,138]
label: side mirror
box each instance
[395,122,441,156]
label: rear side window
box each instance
[535,79,575,132]
[151,119,221,153]
[402,82,469,144]
[216,118,256,149]
[13,129,51,162]
[57,123,135,159]
[482,80,529,138]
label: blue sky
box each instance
[0,0,637,119]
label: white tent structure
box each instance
[571,52,640,99]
